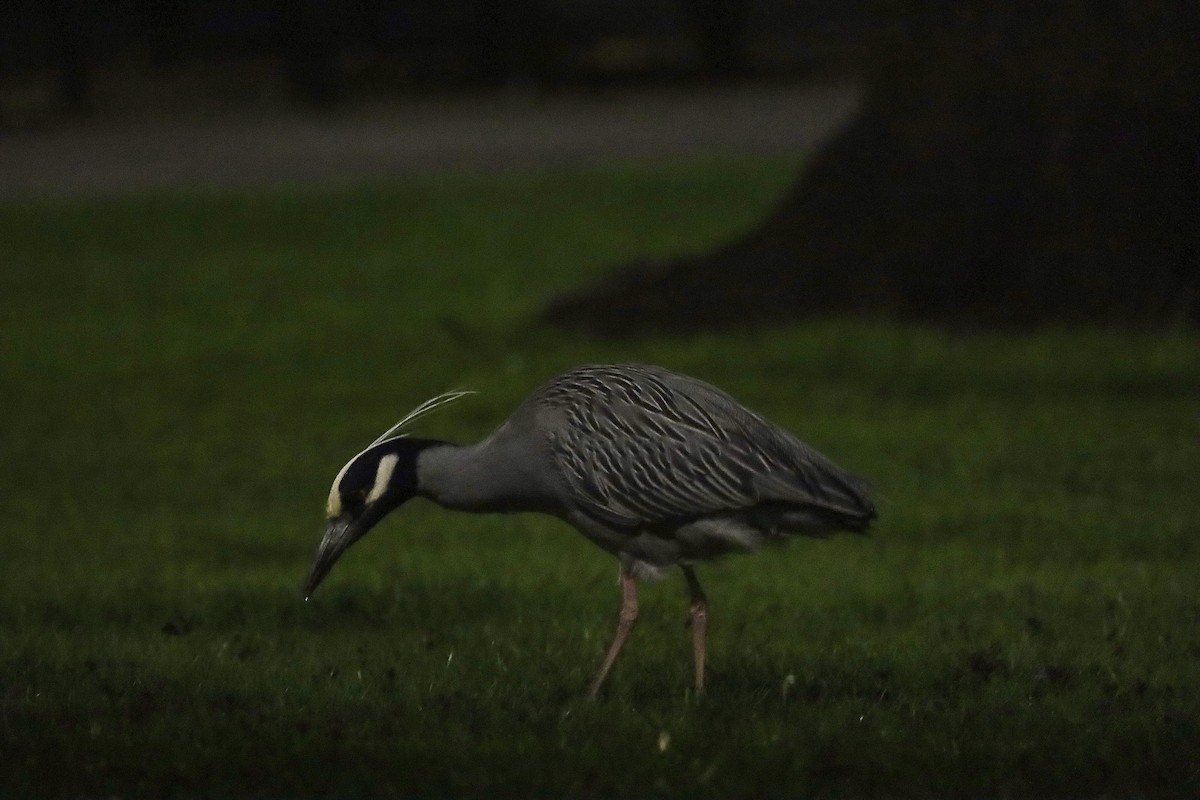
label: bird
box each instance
[304,363,876,697]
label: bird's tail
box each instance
[799,501,876,536]
[824,466,877,534]
[753,500,876,538]
[838,503,877,535]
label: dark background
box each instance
[0,1,870,110]
[2,0,1196,331]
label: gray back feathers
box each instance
[530,364,875,532]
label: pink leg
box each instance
[587,568,639,698]
[682,565,708,695]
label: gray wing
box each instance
[535,364,875,531]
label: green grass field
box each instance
[2,159,1198,798]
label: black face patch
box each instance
[339,489,366,517]
[339,449,384,498]
[331,438,437,518]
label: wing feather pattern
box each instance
[535,365,875,531]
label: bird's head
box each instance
[303,437,438,599]
[302,390,474,599]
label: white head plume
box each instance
[368,389,476,447]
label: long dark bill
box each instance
[303,516,358,599]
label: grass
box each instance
[1,157,1198,798]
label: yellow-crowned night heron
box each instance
[305,364,876,697]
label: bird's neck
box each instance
[415,437,558,514]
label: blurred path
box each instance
[0,83,858,199]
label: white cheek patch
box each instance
[367,454,399,505]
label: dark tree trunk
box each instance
[691,0,747,79]
[471,0,548,87]
[51,0,92,115]
[277,0,345,107]
[543,1,1200,335]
